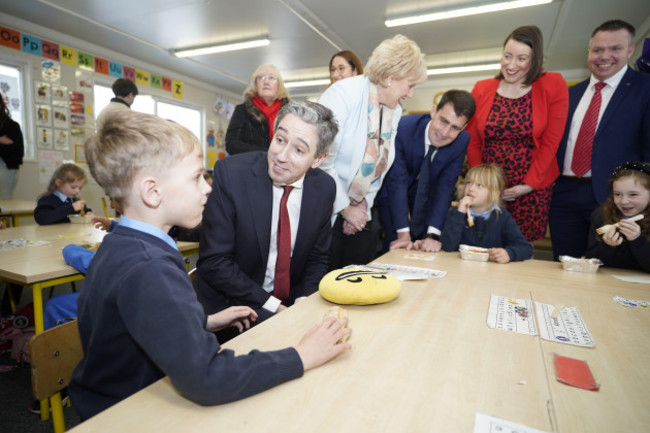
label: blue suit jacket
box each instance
[194,151,335,314]
[379,113,469,238]
[556,68,650,203]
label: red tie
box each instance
[571,82,606,178]
[273,186,294,303]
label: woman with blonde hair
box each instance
[318,34,427,268]
[225,64,290,155]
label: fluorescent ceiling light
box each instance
[174,38,270,57]
[427,63,501,75]
[386,0,552,27]
[285,78,331,88]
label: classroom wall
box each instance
[1,13,239,221]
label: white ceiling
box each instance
[1,0,649,99]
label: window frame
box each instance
[0,55,35,160]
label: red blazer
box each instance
[466,72,569,189]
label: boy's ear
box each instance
[140,176,162,208]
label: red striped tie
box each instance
[273,186,293,303]
[571,82,606,178]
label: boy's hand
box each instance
[296,316,352,371]
[72,200,86,212]
[92,216,112,231]
[617,219,641,241]
[206,306,258,333]
[458,196,473,214]
[490,247,511,264]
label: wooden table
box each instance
[0,199,37,227]
[67,251,650,432]
[0,223,198,334]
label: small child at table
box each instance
[69,110,351,420]
[586,161,650,272]
[34,163,92,225]
[441,164,532,263]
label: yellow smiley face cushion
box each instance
[319,268,401,305]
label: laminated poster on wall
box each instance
[35,104,51,127]
[75,69,94,94]
[54,129,70,151]
[38,127,53,149]
[35,81,51,104]
[41,58,61,83]
[52,105,69,129]
[51,85,68,104]
[38,150,64,184]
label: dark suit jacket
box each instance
[379,113,469,239]
[194,151,335,314]
[556,67,650,203]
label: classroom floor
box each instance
[0,350,81,433]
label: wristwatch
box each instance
[426,233,440,241]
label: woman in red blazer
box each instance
[466,25,568,241]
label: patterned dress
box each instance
[482,92,552,242]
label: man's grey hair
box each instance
[274,101,338,157]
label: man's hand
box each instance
[413,237,441,252]
[389,232,413,250]
[206,306,258,333]
[296,315,351,371]
[0,135,13,145]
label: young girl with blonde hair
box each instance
[441,164,532,263]
[35,163,92,224]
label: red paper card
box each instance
[554,353,600,391]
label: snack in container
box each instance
[68,214,93,224]
[459,244,490,262]
[559,255,603,273]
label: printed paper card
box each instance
[487,295,537,336]
[535,302,595,347]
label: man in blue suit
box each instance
[550,19,650,260]
[378,90,476,253]
[194,101,337,339]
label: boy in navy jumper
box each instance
[69,109,351,420]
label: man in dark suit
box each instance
[194,101,338,334]
[549,19,650,260]
[378,90,476,253]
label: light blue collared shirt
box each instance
[118,216,178,251]
[470,204,501,220]
[53,190,70,202]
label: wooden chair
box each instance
[30,320,84,432]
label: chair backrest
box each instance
[188,267,197,284]
[30,320,84,401]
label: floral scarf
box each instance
[348,83,393,204]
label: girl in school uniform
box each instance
[34,163,92,225]
[441,164,532,263]
[586,161,650,272]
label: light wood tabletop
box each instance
[0,223,198,333]
[0,199,37,227]
[67,251,650,432]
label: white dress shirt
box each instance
[562,65,628,177]
[261,176,305,312]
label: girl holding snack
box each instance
[35,163,92,225]
[586,161,650,272]
[441,164,532,263]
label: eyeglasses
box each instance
[256,75,278,82]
